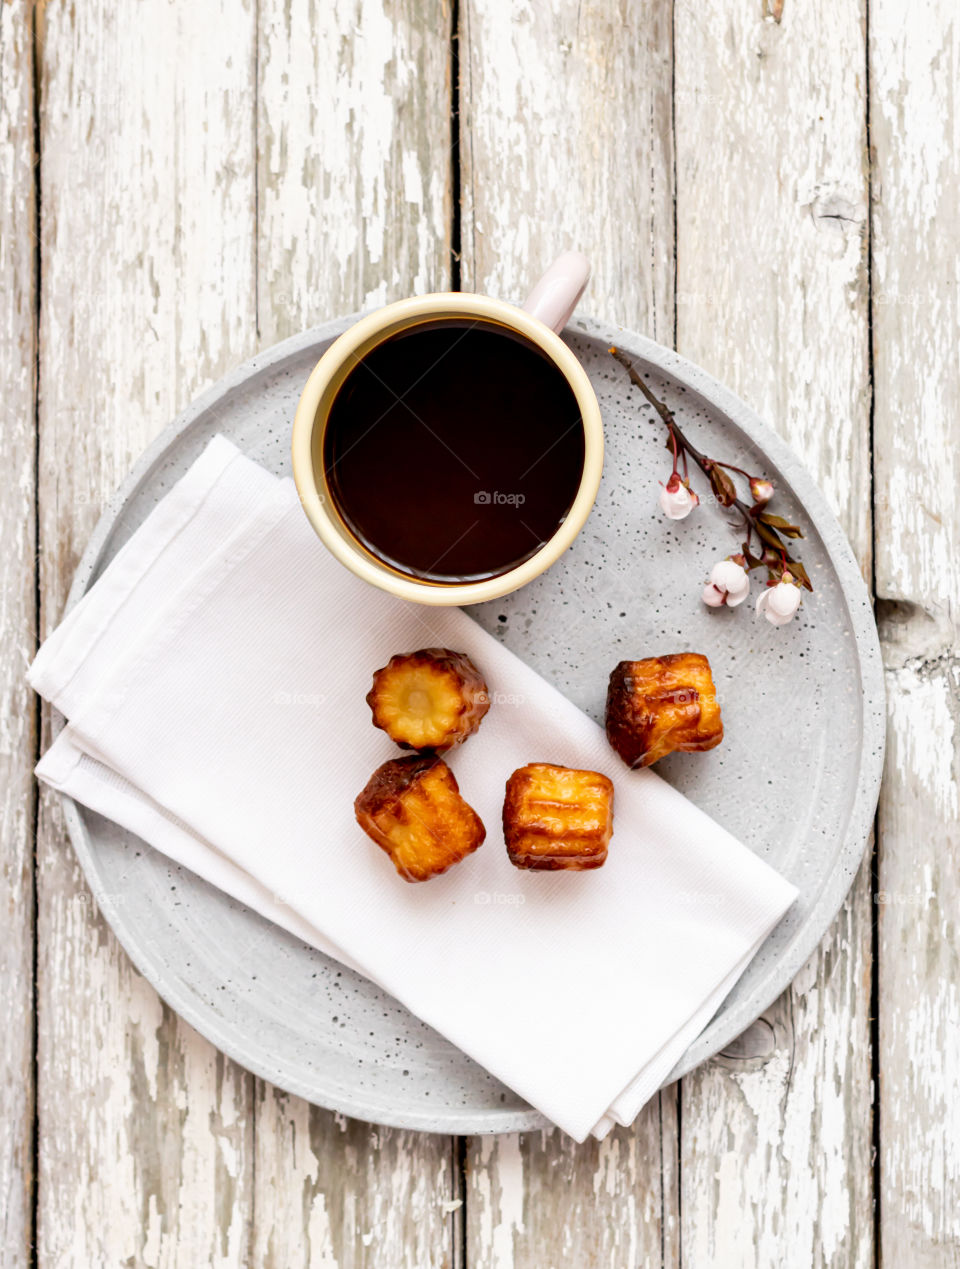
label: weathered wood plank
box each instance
[465,1110,678,1269]
[35,2,259,1264]
[252,1093,457,1269]
[257,0,454,347]
[673,2,874,1265]
[459,0,675,343]
[253,3,457,1265]
[458,3,678,1264]
[871,3,960,1263]
[0,2,37,1264]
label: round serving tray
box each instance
[55,313,885,1135]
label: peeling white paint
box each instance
[23,0,959,1265]
[258,0,451,341]
[888,666,959,818]
[0,4,35,1260]
[460,0,674,338]
[35,2,258,1267]
[673,1,875,1266]
[472,1135,525,1268]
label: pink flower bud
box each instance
[749,477,775,505]
[659,474,699,520]
[703,558,750,608]
[756,579,802,626]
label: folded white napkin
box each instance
[31,437,797,1140]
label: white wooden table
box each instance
[2,1,957,1264]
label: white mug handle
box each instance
[522,251,591,334]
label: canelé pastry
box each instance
[502,763,614,871]
[605,653,723,768]
[366,648,490,752]
[354,754,486,882]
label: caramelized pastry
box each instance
[366,648,490,753]
[605,653,723,768]
[354,754,485,882]
[502,763,614,871]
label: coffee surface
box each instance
[321,320,585,583]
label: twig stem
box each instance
[608,346,813,592]
[608,346,755,535]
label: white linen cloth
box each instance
[30,437,797,1140]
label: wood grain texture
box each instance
[458,4,678,1265]
[35,1,259,1264]
[253,3,457,1264]
[871,2,960,1263]
[0,2,37,1265]
[673,2,874,1265]
[464,1108,679,1269]
[257,0,454,347]
[252,1092,457,1269]
[459,0,675,341]
[15,4,958,1266]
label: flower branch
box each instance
[609,346,812,625]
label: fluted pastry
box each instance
[605,653,723,768]
[366,648,489,753]
[502,763,614,871]
[354,754,486,882]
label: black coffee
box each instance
[321,319,585,584]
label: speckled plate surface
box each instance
[54,313,885,1135]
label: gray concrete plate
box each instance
[53,314,885,1134]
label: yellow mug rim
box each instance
[291,292,604,606]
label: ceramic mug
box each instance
[291,252,603,606]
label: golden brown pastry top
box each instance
[502,762,614,871]
[354,754,486,882]
[605,653,723,768]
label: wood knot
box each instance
[716,1016,779,1067]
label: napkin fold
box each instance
[31,437,797,1140]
